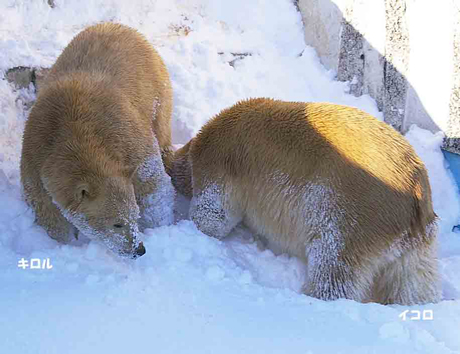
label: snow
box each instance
[405,0,455,132]
[1,0,460,353]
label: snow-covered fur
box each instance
[20,23,175,258]
[171,98,440,305]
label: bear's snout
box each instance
[132,242,146,259]
[117,240,145,259]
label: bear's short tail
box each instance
[170,141,193,197]
[410,169,438,243]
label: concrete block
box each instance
[298,0,460,154]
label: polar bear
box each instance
[171,98,440,305]
[20,23,175,258]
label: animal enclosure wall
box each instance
[297,0,460,156]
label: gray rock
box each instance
[297,0,343,73]
[5,66,50,93]
[337,18,364,97]
[6,67,34,89]
[382,0,409,132]
[445,5,460,154]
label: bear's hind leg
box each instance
[189,181,242,240]
[372,235,440,305]
[303,237,373,302]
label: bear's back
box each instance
[43,23,171,135]
[190,98,435,246]
[22,23,172,186]
[192,98,422,180]
[45,23,161,93]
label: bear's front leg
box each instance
[133,151,175,231]
[189,182,242,240]
[27,182,77,243]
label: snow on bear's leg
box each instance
[303,235,373,302]
[134,148,175,231]
[189,181,242,240]
[300,182,374,302]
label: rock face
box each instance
[6,67,34,89]
[446,8,460,154]
[297,0,460,154]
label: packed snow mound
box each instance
[1,1,460,353]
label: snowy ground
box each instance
[1,1,460,353]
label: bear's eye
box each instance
[76,185,90,202]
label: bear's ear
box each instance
[75,183,90,203]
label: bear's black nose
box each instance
[133,242,146,258]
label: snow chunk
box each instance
[379,322,410,343]
[206,265,226,281]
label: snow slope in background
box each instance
[1,1,460,353]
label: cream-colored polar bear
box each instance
[171,98,440,305]
[20,23,175,258]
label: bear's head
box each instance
[41,154,145,259]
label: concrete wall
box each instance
[298,0,460,154]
